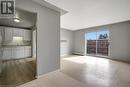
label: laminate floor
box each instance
[0,58,36,87]
[18,56,130,87]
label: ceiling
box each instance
[45,0,130,30]
[0,8,37,29]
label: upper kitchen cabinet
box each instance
[3,27,32,43]
[13,28,24,37]
[13,28,32,41]
[23,30,31,41]
[4,27,13,43]
[0,27,4,44]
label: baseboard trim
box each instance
[36,69,60,79]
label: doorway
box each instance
[0,8,37,86]
[85,30,109,57]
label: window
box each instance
[85,30,109,56]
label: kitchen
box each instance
[1,27,32,60]
[0,8,37,86]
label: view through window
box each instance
[86,30,109,56]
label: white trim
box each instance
[32,0,68,15]
[36,69,60,79]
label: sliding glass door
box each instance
[86,30,109,56]
[86,32,97,55]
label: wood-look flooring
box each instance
[0,58,36,87]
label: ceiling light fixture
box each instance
[14,18,20,22]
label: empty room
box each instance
[0,0,130,87]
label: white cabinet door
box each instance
[3,48,12,60]
[23,30,31,41]
[24,46,31,58]
[12,47,19,59]
[12,47,25,59]
[0,28,3,44]
[19,47,24,58]
[3,46,32,60]
[13,28,19,36]
[0,48,2,74]
[13,28,24,37]
[4,28,13,42]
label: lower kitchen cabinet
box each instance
[2,46,31,60]
[12,47,20,59]
[12,47,25,59]
[3,48,12,60]
[19,47,25,58]
[24,46,31,58]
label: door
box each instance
[86,30,109,56]
[12,47,20,59]
[3,48,12,60]
[97,31,109,56]
[60,40,68,56]
[86,32,97,55]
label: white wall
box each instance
[16,0,60,76]
[109,22,130,61]
[60,29,73,57]
[73,21,130,61]
[128,22,130,55]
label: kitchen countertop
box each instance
[1,45,31,48]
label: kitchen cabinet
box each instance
[4,28,13,42]
[19,47,24,58]
[13,28,24,37]
[3,27,31,43]
[23,30,31,41]
[12,47,25,59]
[24,46,31,58]
[3,48,12,60]
[2,46,32,60]
[0,48,2,74]
[0,27,3,44]
[13,29,31,41]
[1,26,32,60]
[12,47,20,59]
